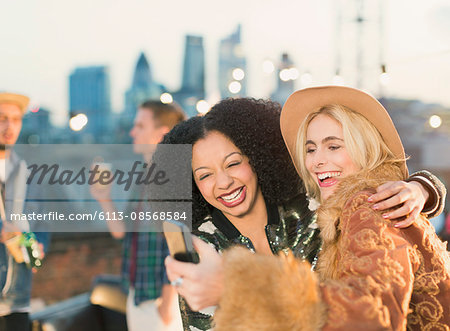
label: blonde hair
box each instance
[295,104,401,201]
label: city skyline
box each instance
[1,0,450,126]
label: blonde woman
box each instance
[213,87,449,331]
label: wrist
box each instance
[410,180,429,202]
[405,174,438,215]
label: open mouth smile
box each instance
[218,186,246,207]
[317,171,341,188]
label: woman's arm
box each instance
[369,170,446,227]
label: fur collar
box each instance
[316,162,405,249]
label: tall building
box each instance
[18,107,53,144]
[173,35,205,117]
[69,66,111,139]
[218,25,247,98]
[271,53,296,105]
[181,35,205,96]
[124,52,165,118]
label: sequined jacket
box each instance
[214,163,450,331]
[180,193,321,331]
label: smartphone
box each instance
[163,220,199,264]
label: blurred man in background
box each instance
[91,100,186,331]
[0,92,49,331]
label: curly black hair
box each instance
[157,98,304,228]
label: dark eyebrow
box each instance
[224,151,241,160]
[193,152,242,174]
[305,136,343,146]
[323,136,343,143]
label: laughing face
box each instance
[192,131,263,221]
[305,114,360,200]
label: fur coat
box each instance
[214,163,450,331]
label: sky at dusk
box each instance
[1,0,450,125]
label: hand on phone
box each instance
[164,237,223,311]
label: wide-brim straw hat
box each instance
[280,86,408,178]
[0,92,30,113]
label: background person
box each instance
[91,100,185,331]
[0,92,49,331]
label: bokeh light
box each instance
[160,93,173,104]
[232,68,245,81]
[69,113,88,131]
[429,115,442,129]
[279,69,291,81]
[228,81,242,94]
[196,100,210,114]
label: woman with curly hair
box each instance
[160,98,445,331]
[159,98,320,330]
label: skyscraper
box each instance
[69,66,111,138]
[124,52,164,117]
[181,35,205,96]
[271,53,296,105]
[218,25,247,98]
[19,107,53,144]
[173,35,205,117]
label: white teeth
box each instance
[317,172,341,180]
[221,187,243,202]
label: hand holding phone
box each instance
[163,220,199,264]
[164,235,224,311]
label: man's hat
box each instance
[280,86,408,178]
[0,92,30,113]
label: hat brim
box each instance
[280,86,408,178]
[0,93,30,113]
